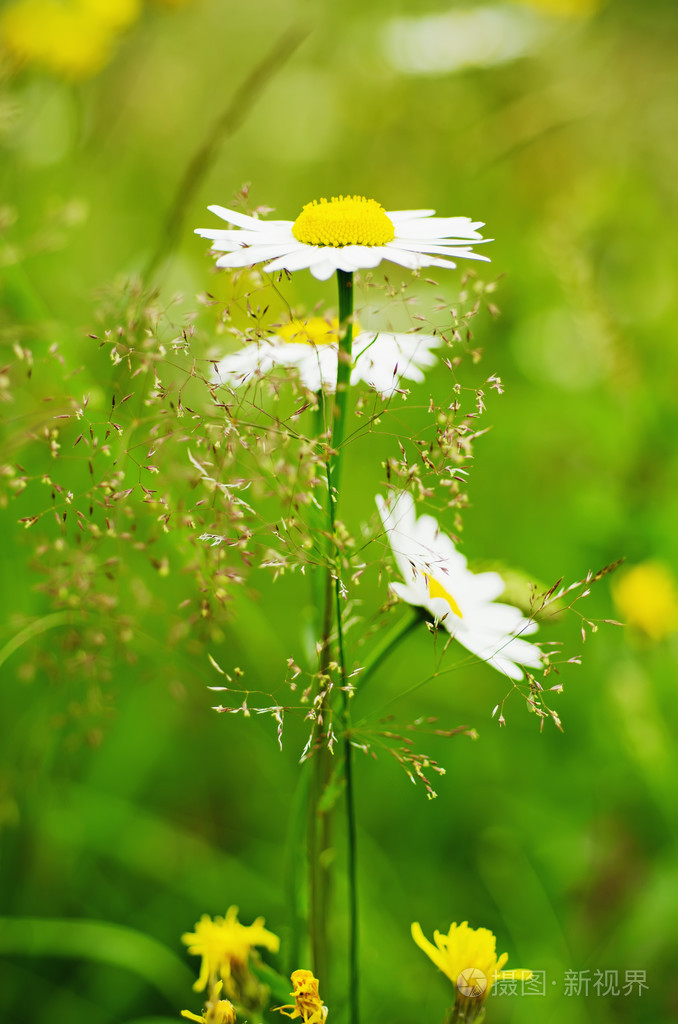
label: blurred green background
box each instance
[2,0,678,1022]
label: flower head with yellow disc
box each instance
[212,316,439,398]
[275,970,328,1024]
[412,921,532,1022]
[182,982,238,1024]
[182,906,279,1008]
[377,491,544,680]
[196,195,489,281]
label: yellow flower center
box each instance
[277,317,362,347]
[278,318,340,346]
[426,575,463,619]
[292,196,395,247]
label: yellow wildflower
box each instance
[82,0,139,30]
[612,561,678,642]
[513,0,601,15]
[182,906,280,998]
[0,0,139,80]
[182,983,237,1024]
[412,921,532,1021]
[275,970,327,1024]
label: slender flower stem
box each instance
[334,574,359,1024]
[331,270,360,1024]
[329,269,355,500]
[308,399,329,638]
[355,608,425,696]
[309,507,336,986]
[144,25,307,282]
[284,762,312,976]
[309,270,356,1006]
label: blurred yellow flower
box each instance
[612,561,678,642]
[513,0,602,16]
[182,906,280,996]
[276,970,328,1024]
[412,921,532,1019]
[0,0,140,80]
[84,0,139,29]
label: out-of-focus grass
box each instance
[2,1,678,1023]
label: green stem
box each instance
[355,608,425,696]
[308,270,355,1000]
[335,574,359,1024]
[309,568,334,985]
[309,399,328,639]
[284,763,312,976]
[329,269,355,501]
[331,270,360,1024]
[309,425,335,986]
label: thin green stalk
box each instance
[144,25,307,282]
[332,269,360,1024]
[355,609,424,696]
[284,763,312,976]
[329,269,355,501]
[334,574,359,1024]
[309,399,329,640]
[309,567,334,985]
[308,269,355,999]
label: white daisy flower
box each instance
[196,195,490,281]
[376,490,544,680]
[212,317,439,397]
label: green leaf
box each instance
[0,917,193,1002]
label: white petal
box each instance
[486,655,525,681]
[376,491,421,582]
[213,344,278,385]
[453,630,523,678]
[309,258,340,281]
[214,244,298,268]
[198,232,293,251]
[331,250,368,273]
[298,347,339,392]
[394,217,486,240]
[338,245,387,269]
[352,359,397,396]
[388,209,437,222]
[380,248,434,270]
[377,490,417,535]
[295,356,327,393]
[390,581,423,607]
[352,333,437,396]
[264,246,323,273]
[207,205,293,231]
[467,570,506,603]
[391,240,492,263]
[393,240,487,256]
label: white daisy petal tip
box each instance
[196,194,490,279]
[377,490,544,679]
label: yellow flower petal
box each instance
[412,920,532,1004]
